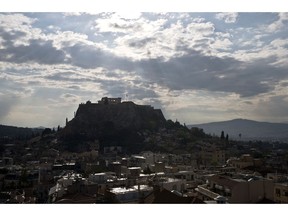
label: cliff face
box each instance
[74,101,166,131]
[59,101,166,150]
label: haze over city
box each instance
[1,10,288,127]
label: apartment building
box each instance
[196,173,274,203]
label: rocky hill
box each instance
[75,101,165,130]
[58,99,167,152]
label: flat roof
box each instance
[110,185,153,194]
[128,167,141,170]
[91,172,107,176]
[132,155,146,160]
[178,171,194,174]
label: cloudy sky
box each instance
[1,11,288,127]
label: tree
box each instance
[225,134,229,141]
[220,131,225,139]
[42,128,52,137]
[191,127,206,138]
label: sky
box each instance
[1,8,288,127]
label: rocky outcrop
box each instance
[58,100,167,151]
[74,101,166,131]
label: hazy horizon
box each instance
[1,12,288,128]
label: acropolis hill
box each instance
[74,97,166,130]
[59,97,167,151]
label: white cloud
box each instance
[210,37,233,51]
[93,13,148,34]
[215,12,238,23]
[63,12,82,17]
[47,30,91,50]
[115,12,142,20]
[1,12,288,126]
[266,12,288,32]
[0,13,42,46]
[104,14,233,61]
[270,38,288,48]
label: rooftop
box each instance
[110,185,153,194]
[208,175,242,188]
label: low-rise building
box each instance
[195,173,274,203]
[107,185,153,203]
[88,172,107,184]
[227,154,262,169]
[200,148,226,166]
[274,183,288,203]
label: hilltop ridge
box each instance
[74,98,166,131]
[189,118,288,141]
[58,97,167,152]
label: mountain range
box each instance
[189,119,288,142]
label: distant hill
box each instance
[188,119,288,141]
[0,124,44,139]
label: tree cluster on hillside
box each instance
[0,125,43,141]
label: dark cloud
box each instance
[281,82,288,87]
[40,41,288,98]
[63,43,134,71]
[243,101,253,105]
[97,79,158,100]
[27,80,42,85]
[61,93,79,103]
[62,93,76,98]
[46,71,104,84]
[128,37,156,48]
[109,22,142,31]
[2,32,286,98]
[0,39,67,64]
[68,85,81,90]
[1,13,287,100]
[135,51,288,97]
[45,72,83,82]
[0,27,27,47]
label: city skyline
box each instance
[1,12,288,127]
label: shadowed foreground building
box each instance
[143,187,204,204]
[196,173,274,203]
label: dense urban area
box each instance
[1,97,288,204]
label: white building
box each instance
[108,185,153,203]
